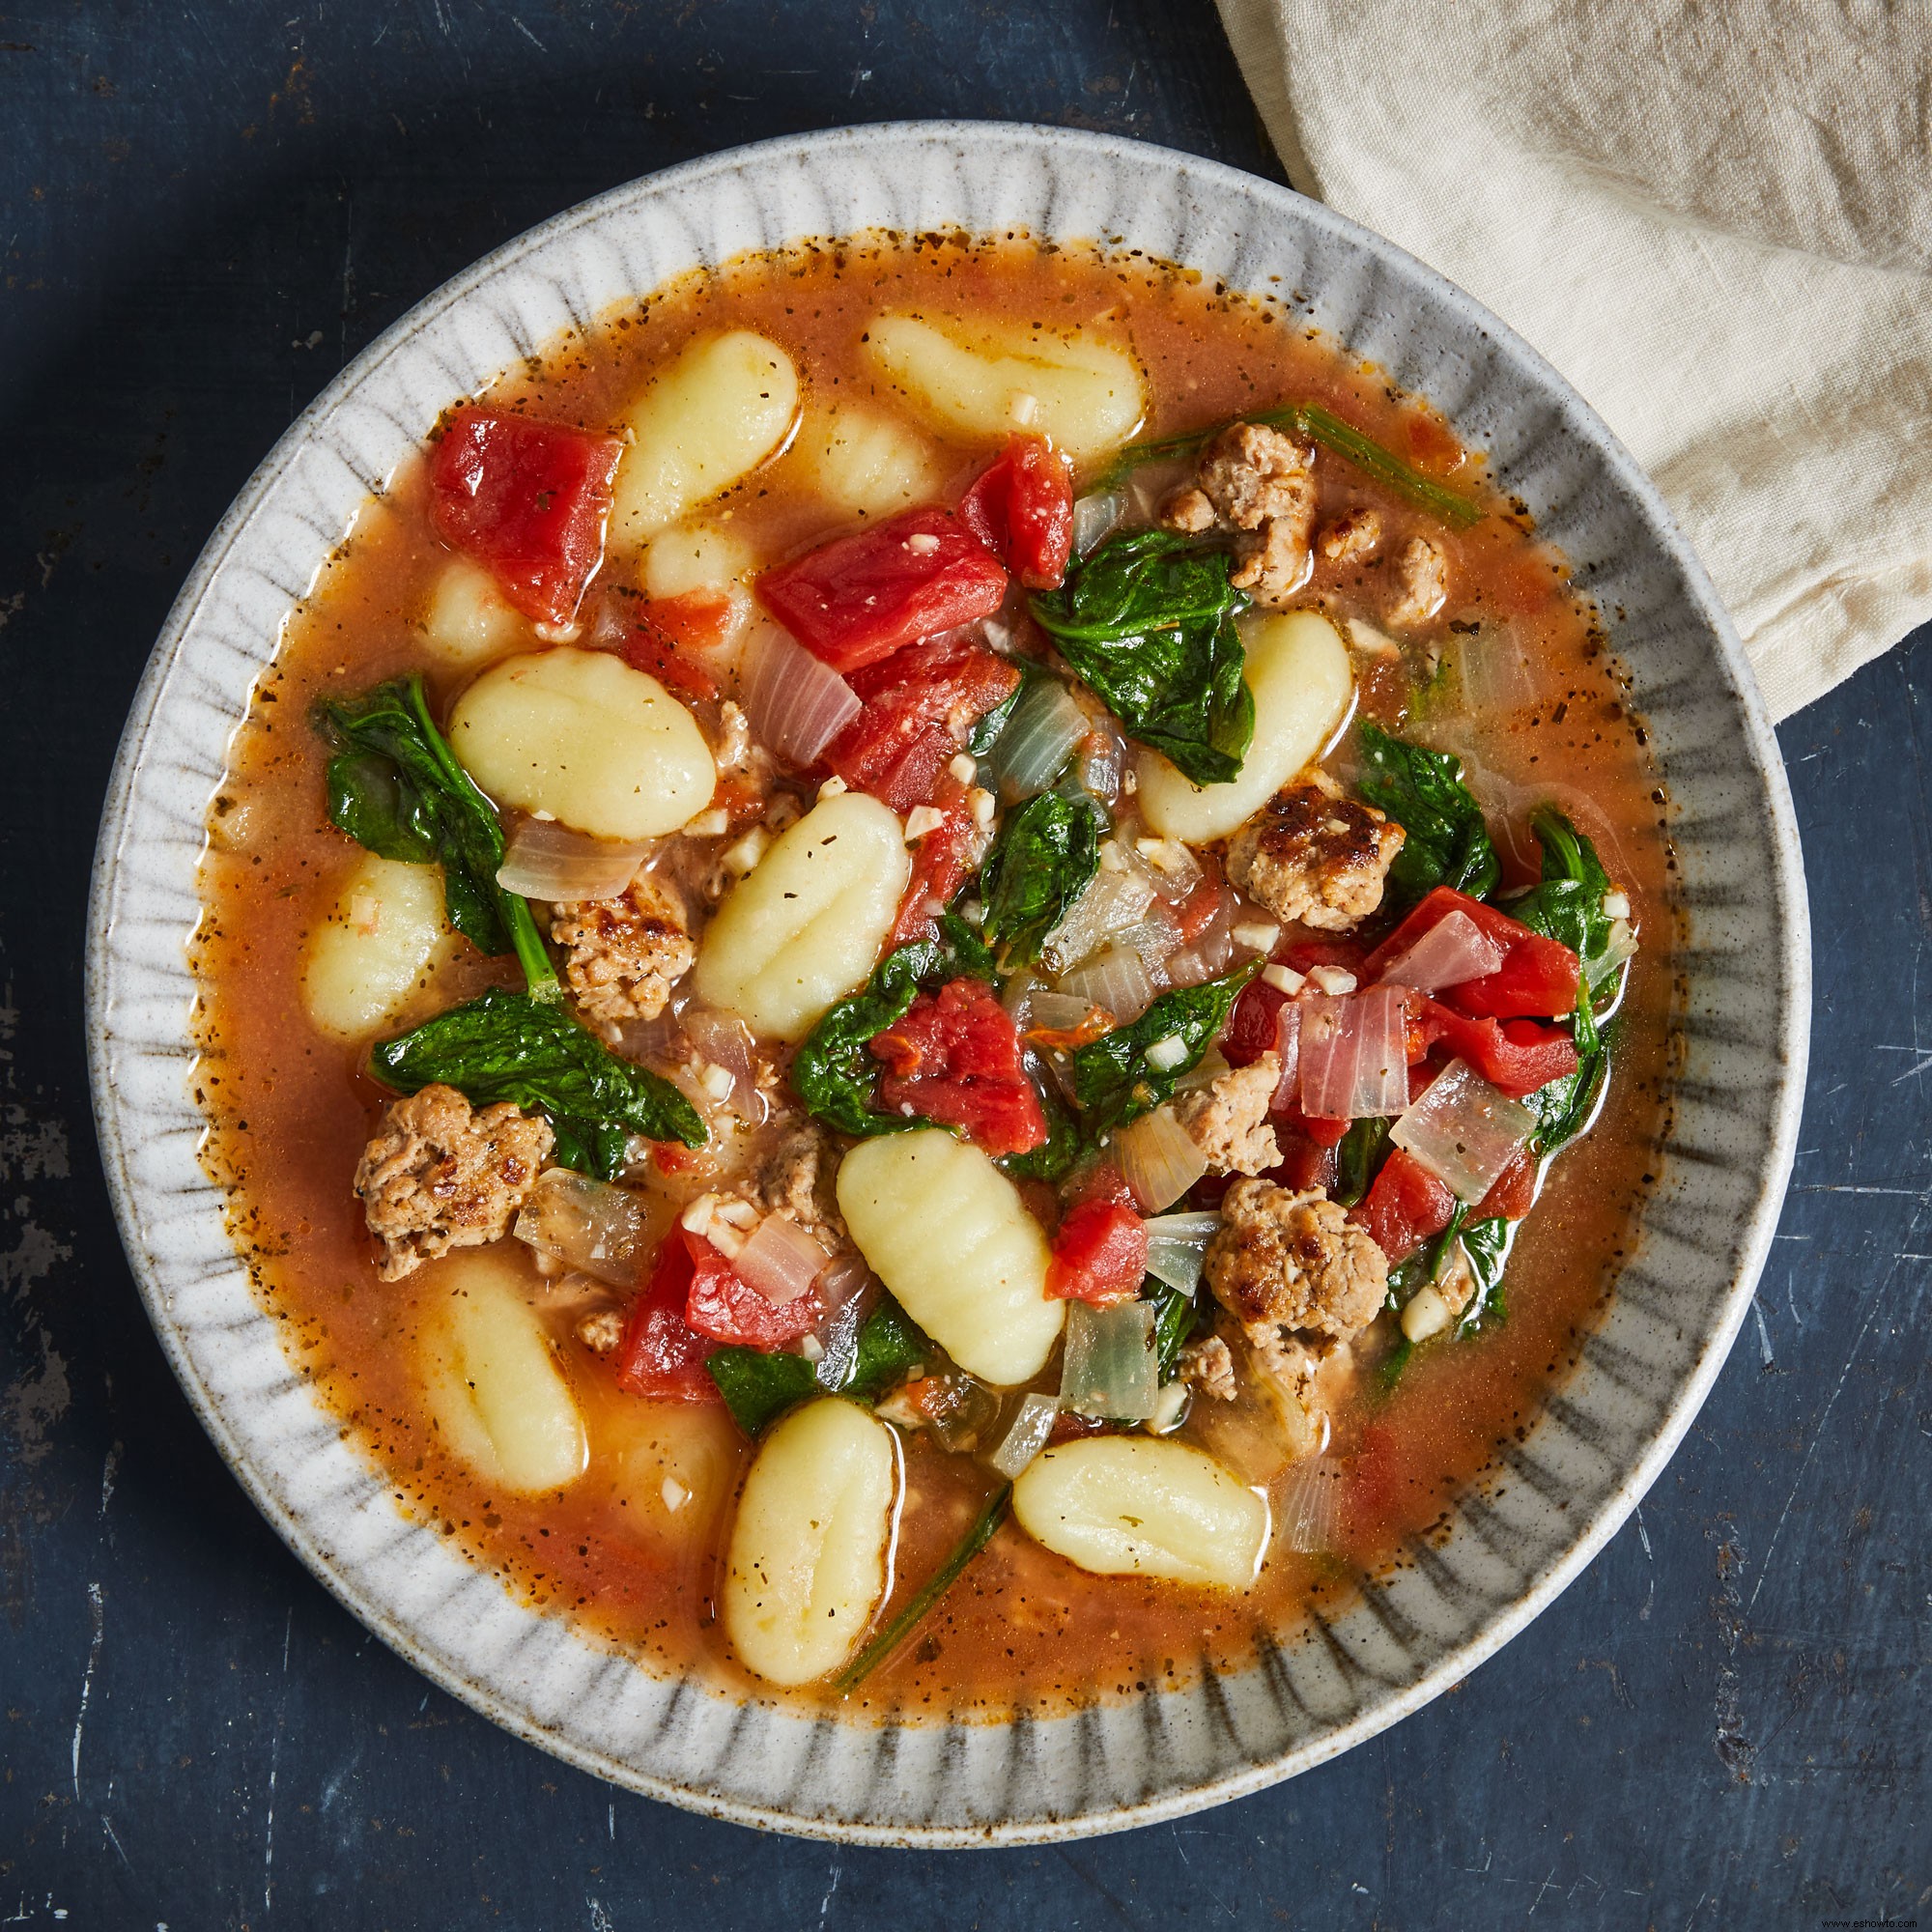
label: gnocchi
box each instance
[611,330,800,542]
[641,521,753,601]
[865,313,1146,464]
[692,791,909,1040]
[794,403,942,519]
[1011,1436,1270,1586]
[1136,610,1353,842]
[836,1130,1064,1386]
[419,557,529,668]
[302,852,449,1039]
[723,1398,899,1687]
[446,646,716,841]
[417,1250,589,1494]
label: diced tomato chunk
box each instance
[1045,1199,1149,1305]
[682,1232,820,1350]
[868,976,1047,1157]
[1364,886,1579,1020]
[1061,1161,1137,1213]
[958,435,1075,590]
[1223,980,1287,1068]
[429,408,623,629]
[620,599,722,701]
[828,634,1021,810]
[1172,872,1230,944]
[755,507,1009,674]
[888,774,981,949]
[1411,997,1579,1099]
[1266,1123,1341,1194]
[613,1235,721,1402]
[1350,1146,1458,1264]
[1476,1148,1538,1221]
[1275,934,1369,979]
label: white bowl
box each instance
[86,122,1808,1844]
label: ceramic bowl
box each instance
[85,122,1808,1844]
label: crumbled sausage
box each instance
[1157,422,1317,608]
[1319,506,1382,564]
[1206,1179,1388,1341]
[752,1121,843,1234]
[1177,1332,1237,1402]
[354,1084,553,1281]
[1172,1053,1282,1176]
[576,1306,628,1356]
[1224,773,1406,932]
[1387,533,1448,629]
[551,871,695,1028]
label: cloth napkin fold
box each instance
[1213,0,1932,720]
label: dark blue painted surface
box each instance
[1,4,1924,1924]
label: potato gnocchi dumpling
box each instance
[302,852,449,1039]
[1136,609,1354,842]
[420,557,530,667]
[642,520,754,600]
[417,1251,589,1494]
[693,790,909,1040]
[865,313,1146,463]
[836,1130,1064,1386]
[602,1400,742,1543]
[794,403,943,519]
[1011,1437,1269,1586]
[446,646,716,841]
[611,329,800,542]
[724,1398,899,1687]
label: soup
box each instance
[192,233,1674,1715]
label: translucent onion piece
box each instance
[512,1168,652,1287]
[1455,622,1538,717]
[985,1392,1061,1479]
[1071,490,1125,557]
[1271,1000,1301,1110]
[1142,1210,1222,1293]
[1297,985,1410,1120]
[1060,1300,1159,1421]
[1000,969,1041,1029]
[1116,909,1182,973]
[682,1005,757,1093]
[1133,837,1203,900]
[1378,908,1507,993]
[730,1212,830,1307]
[497,819,648,903]
[988,678,1088,800]
[810,1250,879,1389]
[1390,1058,1536,1202]
[1059,944,1155,1025]
[1040,863,1156,975]
[1278,1456,1344,1553]
[1028,988,1108,1033]
[923,1374,1001,1453]
[741,619,862,767]
[1113,1106,1209,1213]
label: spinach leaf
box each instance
[1525,1013,1611,1155]
[1377,1336,1414,1394]
[1508,810,1620,991]
[1029,530,1255,785]
[965,668,1030,757]
[371,985,705,1180]
[1355,721,1500,905]
[1149,1280,1203,1379]
[313,675,557,995]
[707,1298,932,1436]
[789,944,942,1138]
[979,789,1102,972]
[1455,1217,1513,1334]
[998,1064,1085,1182]
[1384,1203,1467,1313]
[934,910,998,983]
[1333,1117,1393,1210]
[1069,961,1261,1137]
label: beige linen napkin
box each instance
[1214,0,1932,719]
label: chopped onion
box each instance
[682,1006,757,1094]
[1113,1105,1209,1212]
[1391,1058,1536,1202]
[1297,985,1411,1121]
[1059,945,1155,1024]
[512,1168,652,1287]
[1041,864,1155,975]
[1060,1300,1159,1420]
[1027,988,1108,1033]
[1278,1457,1344,1553]
[1455,622,1538,716]
[1378,909,1507,993]
[988,677,1088,799]
[741,619,861,767]
[1115,909,1182,973]
[984,1392,1061,1478]
[729,1212,830,1306]
[1001,969,1041,1029]
[1132,836,1203,899]
[1272,1000,1302,1109]
[1142,1210,1222,1293]
[497,819,649,903]
[1071,490,1125,557]
[923,1374,1001,1453]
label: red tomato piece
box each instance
[755,507,1009,674]
[1350,1146,1458,1264]
[612,1235,721,1403]
[1172,871,1229,944]
[828,634,1021,810]
[888,774,980,949]
[1046,1199,1149,1305]
[1061,1161,1137,1213]
[429,408,623,629]
[620,601,722,702]
[1412,998,1579,1099]
[958,435,1075,590]
[1476,1148,1538,1221]
[869,977,1047,1157]
[1265,1123,1341,1194]
[1222,980,1287,1068]
[1363,886,1580,1021]
[1275,934,1369,979]
[682,1232,820,1350]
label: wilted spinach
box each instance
[1149,1280,1203,1379]
[1508,810,1621,992]
[978,789,1102,972]
[1355,721,1500,904]
[1029,530,1255,785]
[1333,1116,1394,1210]
[789,944,941,1138]
[707,1298,931,1436]
[1069,961,1261,1137]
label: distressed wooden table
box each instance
[3,4,1924,1923]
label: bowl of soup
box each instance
[87,122,1806,1842]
